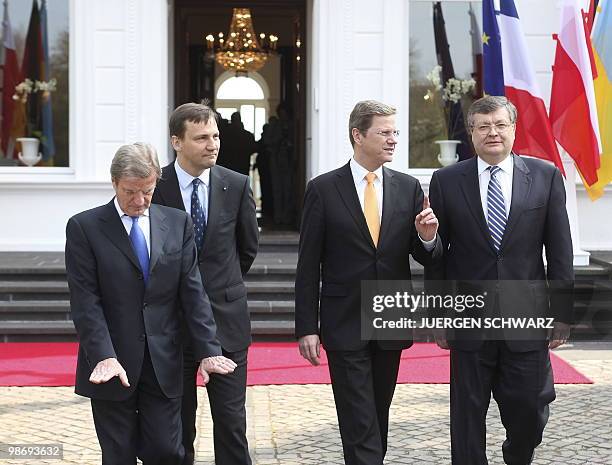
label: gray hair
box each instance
[467,96,518,128]
[110,142,161,181]
[348,100,396,147]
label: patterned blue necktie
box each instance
[487,165,507,253]
[191,178,207,254]
[129,216,149,284]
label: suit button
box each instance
[143,303,148,310]
[139,334,146,341]
[137,273,144,280]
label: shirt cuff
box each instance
[419,233,437,252]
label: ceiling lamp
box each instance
[205,8,278,75]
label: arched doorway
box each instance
[215,72,269,139]
[174,0,306,229]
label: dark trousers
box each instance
[326,343,402,465]
[182,346,251,465]
[90,346,184,465]
[450,341,555,465]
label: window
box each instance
[215,73,268,138]
[217,76,265,100]
[0,0,69,167]
[409,1,482,168]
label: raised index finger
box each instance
[423,194,430,211]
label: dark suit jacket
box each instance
[295,162,443,351]
[66,201,221,401]
[427,155,574,351]
[152,163,259,352]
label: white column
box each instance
[309,0,411,179]
[562,153,590,266]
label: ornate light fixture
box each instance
[205,8,278,75]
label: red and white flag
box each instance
[549,0,602,186]
[1,1,20,158]
[486,0,565,174]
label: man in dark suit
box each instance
[152,103,259,465]
[65,142,237,465]
[295,100,442,465]
[427,96,574,465]
[217,111,257,176]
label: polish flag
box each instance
[549,0,602,186]
[493,0,565,174]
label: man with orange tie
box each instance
[295,100,442,465]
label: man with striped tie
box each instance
[427,96,574,465]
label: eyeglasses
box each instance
[472,123,514,135]
[375,130,400,139]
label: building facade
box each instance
[0,0,610,256]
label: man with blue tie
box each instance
[427,96,574,465]
[152,103,259,465]
[65,143,237,465]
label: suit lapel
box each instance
[98,200,142,272]
[334,162,375,248]
[500,155,531,250]
[159,162,187,211]
[459,157,496,252]
[202,166,227,249]
[378,166,397,249]
[149,205,169,273]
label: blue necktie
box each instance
[191,178,207,254]
[129,216,149,284]
[487,165,507,253]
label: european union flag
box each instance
[482,0,504,96]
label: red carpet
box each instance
[0,342,592,386]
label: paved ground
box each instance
[0,342,611,464]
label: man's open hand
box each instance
[89,358,130,387]
[198,356,238,385]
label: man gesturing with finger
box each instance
[295,100,442,465]
[66,143,236,465]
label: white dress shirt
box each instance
[478,155,514,222]
[114,197,151,256]
[175,160,210,216]
[349,158,435,249]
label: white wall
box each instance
[309,0,410,178]
[0,0,169,251]
[0,0,610,252]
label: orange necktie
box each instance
[364,172,380,246]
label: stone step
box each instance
[0,280,295,301]
[257,234,299,253]
[0,300,72,320]
[251,319,294,335]
[4,318,611,343]
[0,319,297,342]
[0,299,296,320]
[0,281,69,301]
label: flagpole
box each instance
[561,151,590,266]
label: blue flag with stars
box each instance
[483,0,504,96]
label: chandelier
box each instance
[205,8,278,75]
